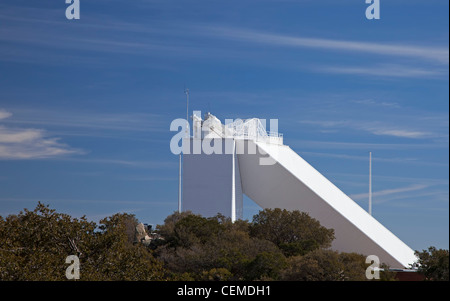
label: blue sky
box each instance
[0,0,448,251]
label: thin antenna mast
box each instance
[178,153,182,213]
[369,152,372,216]
[185,88,189,136]
[178,88,189,214]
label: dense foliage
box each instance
[414,247,449,281]
[0,203,166,280]
[1,203,446,281]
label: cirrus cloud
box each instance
[0,109,12,121]
[0,110,83,160]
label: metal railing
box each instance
[197,114,284,145]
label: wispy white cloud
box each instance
[0,130,83,160]
[299,151,447,167]
[315,64,447,79]
[203,26,449,65]
[2,6,448,72]
[0,109,12,120]
[3,108,165,133]
[350,184,429,201]
[288,93,448,144]
[326,171,449,187]
[298,119,434,139]
[298,112,445,140]
[290,139,447,151]
[351,99,400,109]
[0,110,83,160]
[368,128,430,139]
[349,184,448,209]
[54,157,177,169]
[385,190,450,207]
[0,127,43,143]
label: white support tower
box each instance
[181,112,417,268]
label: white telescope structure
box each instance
[182,112,417,268]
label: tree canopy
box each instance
[1,203,446,281]
[414,247,449,281]
[0,202,166,280]
[249,208,335,256]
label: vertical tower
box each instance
[182,113,243,221]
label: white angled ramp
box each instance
[235,139,417,268]
[181,113,417,269]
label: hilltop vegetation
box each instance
[0,203,165,281]
[0,202,446,281]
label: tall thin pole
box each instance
[369,151,372,216]
[178,154,182,213]
[185,88,189,137]
[178,88,189,214]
